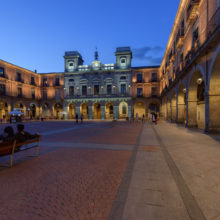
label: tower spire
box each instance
[95,47,98,61]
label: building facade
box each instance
[1,0,219,132]
[0,60,64,120]
[0,48,160,121]
[63,48,133,120]
[160,0,220,132]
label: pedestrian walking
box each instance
[136,113,139,123]
[142,114,145,123]
[80,114,83,124]
[152,112,155,123]
[76,114,79,124]
[155,112,158,125]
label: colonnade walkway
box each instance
[112,121,220,220]
[0,121,220,219]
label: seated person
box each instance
[0,126,15,142]
[15,124,40,142]
[0,126,15,155]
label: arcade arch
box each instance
[81,103,89,119]
[171,91,177,122]
[105,102,113,119]
[53,103,63,119]
[177,84,186,123]
[93,102,101,119]
[68,103,75,119]
[188,71,205,129]
[119,101,128,119]
[42,103,51,118]
[134,101,146,118]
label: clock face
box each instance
[94,62,99,67]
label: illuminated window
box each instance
[94,85,99,95]
[0,67,4,76]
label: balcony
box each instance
[16,78,24,83]
[17,94,23,98]
[30,81,37,86]
[65,93,131,99]
[176,28,185,49]
[136,80,144,83]
[187,0,200,24]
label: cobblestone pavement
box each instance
[1,121,220,220]
[0,121,141,220]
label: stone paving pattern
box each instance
[0,120,220,220]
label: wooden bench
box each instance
[0,137,40,167]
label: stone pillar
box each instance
[75,105,80,118]
[63,105,68,120]
[176,95,178,122]
[113,105,119,120]
[88,106,93,120]
[128,105,132,119]
[205,91,210,133]
[101,105,105,120]
[185,91,189,127]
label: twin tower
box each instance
[64,47,132,72]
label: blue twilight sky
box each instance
[0,0,179,73]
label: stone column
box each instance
[128,105,132,119]
[113,105,119,120]
[205,91,210,133]
[101,105,105,120]
[185,91,189,127]
[63,105,68,120]
[75,105,80,118]
[88,105,93,120]
[176,95,178,122]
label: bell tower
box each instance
[115,47,132,69]
[64,51,84,72]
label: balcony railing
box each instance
[17,94,23,98]
[187,0,200,24]
[16,78,24,83]
[65,93,131,99]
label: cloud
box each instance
[133,46,164,65]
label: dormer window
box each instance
[121,59,126,63]
[69,63,74,67]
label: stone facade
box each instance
[160,0,220,132]
[63,47,133,120]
